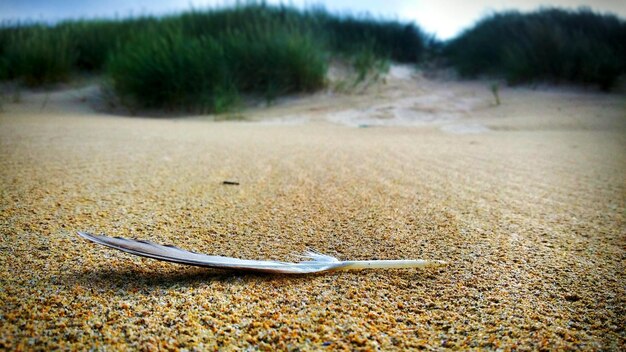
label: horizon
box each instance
[1,0,625,40]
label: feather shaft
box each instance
[335,260,447,270]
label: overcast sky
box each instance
[1,0,624,39]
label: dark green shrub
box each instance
[61,21,121,71]
[319,15,426,62]
[60,19,155,71]
[170,4,309,39]
[3,26,75,86]
[166,4,427,63]
[446,8,626,90]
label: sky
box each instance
[1,0,625,39]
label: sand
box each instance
[1,69,625,350]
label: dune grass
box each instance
[61,19,156,72]
[0,3,428,112]
[107,29,234,112]
[1,26,75,86]
[0,18,156,84]
[220,29,327,96]
[1,5,624,113]
[319,14,426,63]
[445,8,626,90]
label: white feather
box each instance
[77,232,446,274]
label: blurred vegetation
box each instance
[107,29,233,112]
[0,4,624,113]
[445,8,626,91]
[223,30,327,98]
[0,26,75,86]
[0,3,427,112]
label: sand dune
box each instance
[1,69,625,350]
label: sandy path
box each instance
[1,75,625,350]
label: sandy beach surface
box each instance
[1,69,625,350]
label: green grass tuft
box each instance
[220,29,327,98]
[107,29,233,112]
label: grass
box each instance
[338,46,391,93]
[490,83,501,106]
[219,28,327,98]
[60,19,156,71]
[445,8,626,91]
[319,14,427,63]
[107,29,234,112]
[0,18,159,82]
[0,3,429,112]
[1,5,624,113]
[1,26,75,86]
